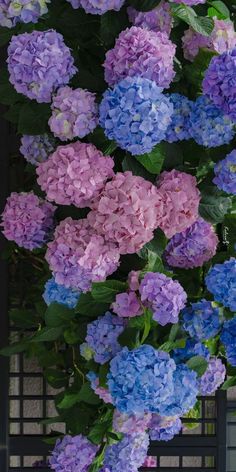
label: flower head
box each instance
[165,93,193,143]
[103,433,149,472]
[173,339,210,364]
[2,192,55,250]
[221,318,236,366]
[72,0,125,14]
[214,149,236,194]
[112,292,142,318]
[205,258,236,311]
[49,434,98,472]
[87,372,113,404]
[182,299,221,341]
[139,272,187,326]
[43,277,80,309]
[149,415,182,441]
[162,364,198,416]
[113,410,151,434]
[49,86,98,141]
[199,357,226,395]
[7,30,77,103]
[0,0,49,27]
[99,76,173,155]
[20,134,55,166]
[104,26,176,88]
[37,141,114,208]
[127,2,173,35]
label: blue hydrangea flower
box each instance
[99,76,173,156]
[43,277,81,309]
[221,318,236,366]
[103,432,149,472]
[80,312,125,365]
[162,364,198,417]
[149,415,182,441]
[165,93,193,143]
[173,339,210,364]
[213,150,236,195]
[205,258,236,312]
[107,345,176,415]
[182,299,221,341]
[189,96,234,147]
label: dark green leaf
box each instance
[187,355,208,376]
[45,302,75,327]
[44,368,68,389]
[9,308,39,328]
[0,27,13,46]
[222,376,236,390]
[145,228,168,255]
[199,186,232,223]
[184,49,217,89]
[31,326,63,342]
[88,419,112,444]
[170,4,214,36]
[91,280,128,303]
[17,102,51,135]
[58,382,100,409]
[128,0,161,12]
[118,327,140,349]
[0,341,29,356]
[100,8,129,47]
[76,293,110,316]
[135,143,166,174]
[122,154,154,181]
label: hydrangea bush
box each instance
[0,0,235,469]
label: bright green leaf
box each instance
[135,143,166,174]
[187,355,208,376]
[170,4,214,36]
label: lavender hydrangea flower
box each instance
[99,76,173,156]
[66,0,80,7]
[182,299,221,341]
[221,318,236,366]
[113,410,151,434]
[213,150,236,195]
[0,0,50,28]
[127,2,173,36]
[1,192,55,250]
[20,134,55,166]
[199,357,226,395]
[69,0,125,14]
[203,48,236,122]
[111,292,142,318]
[107,345,176,414]
[87,372,113,404]
[43,277,80,309]
[81,312,125,364]
[173,339,210,364]
[7,30,77,103]
[165,93,193,143]
[189,96,234,147]
[162,364,198,417]
[149,415,182,441]
[104,26,176,88]
[49,434,98,472]
[205,258,236,312]
[103,432,149,472]
[164,218,218,269]
[49,86,98,141]
[139,272,187,326]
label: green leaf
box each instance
[88,127,117,155]
[141,250,165,274]
[9,308,39,328]
[140,309,153,344]
[128,0,161,11]
[160,338,186,352]
[170,4,214,36]
[184,49,217,89]
[17,102,51,135]
[44,368,68,389]
[168,323,180,342]
[199,186,232,223]
[222,376,236,390]
[118,327,140,349]
[0,341,29,356]
[44,303,75,327]
[31,326,63,342]
[76,293,110,316]
[122,154,154,182]
[0,27,13,46]
[135,143,166,174]
[88,419,112,444]
[58,383,100,409]
[187,355,208,377]
[91,280,128,303]
[208,1,230,19]
[100,8,129,47]
[145,228,168,255]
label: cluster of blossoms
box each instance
[46,217,120,291]
[112,291,142,318]
[87,372,113,403]
[214,150,236,195]
[139,272,187,326]
[20,134,55,166]
[149,415,182,441]
[36,142,114,208]
[113,410,151,434]
[221,318,236,367]
[103,432,149,472]
[67,0,125,14]
[43,277,81,309]
[165,93,193,143]
[205,258,236,312]
[0,0,49,28]
[80,312,125,364]
[165,218,218,269]
[182,19,236,62]
[199,358,226,395]
[104,26,176,88]
[127,2,173,36]
[49,86,98,141]
[1,192,55,250]
[182,299,221,341]
[99,76,173,155]
[7,30,77,103]
[173,339,210,364]
[49,434,98,472]
[203,48,236,122]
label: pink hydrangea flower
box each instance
[37,141,114,208]
[1,192,55,250]
[46,217,120,291]
[49,86,98,141]
[127,1,173,36]
[112,291,142,318]
[113,410,151,434]
[142,456,157,468]
[182,19,236,62]
[87,171,163,254]
[128,270,140,291]
[104,26,176,88]
[157,170,200,238]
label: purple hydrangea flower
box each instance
[0,0,49,27]
[80,312,125,364]
[113,410,151,434]
[111,292,142,318]
[182,299,221,341]
[205,258,236,312]
[20,134,55,166]
[164,218,218,269]
[213,150,236,195]
[203,48,236,122]
[165,93,193,143]
[43,277,81,309]
[7,30,77,103]
[1,192,55,250]
[99,76,173,156]
[49,434,98,472]
[103,432,149,472]
[69,0,125,14]
[127,2,173,36]
[199,357,226,395]
[139,272,187,326]
[104,26,176,88]
[49,86,98,141]
[162,364,198,417]
[107,345,176,414]
[149,415,182,441]
[189,95,234,147]
[66,0,80,7]
[221,318,236,366]
[87,372,113,404]
[173,339,210,364]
